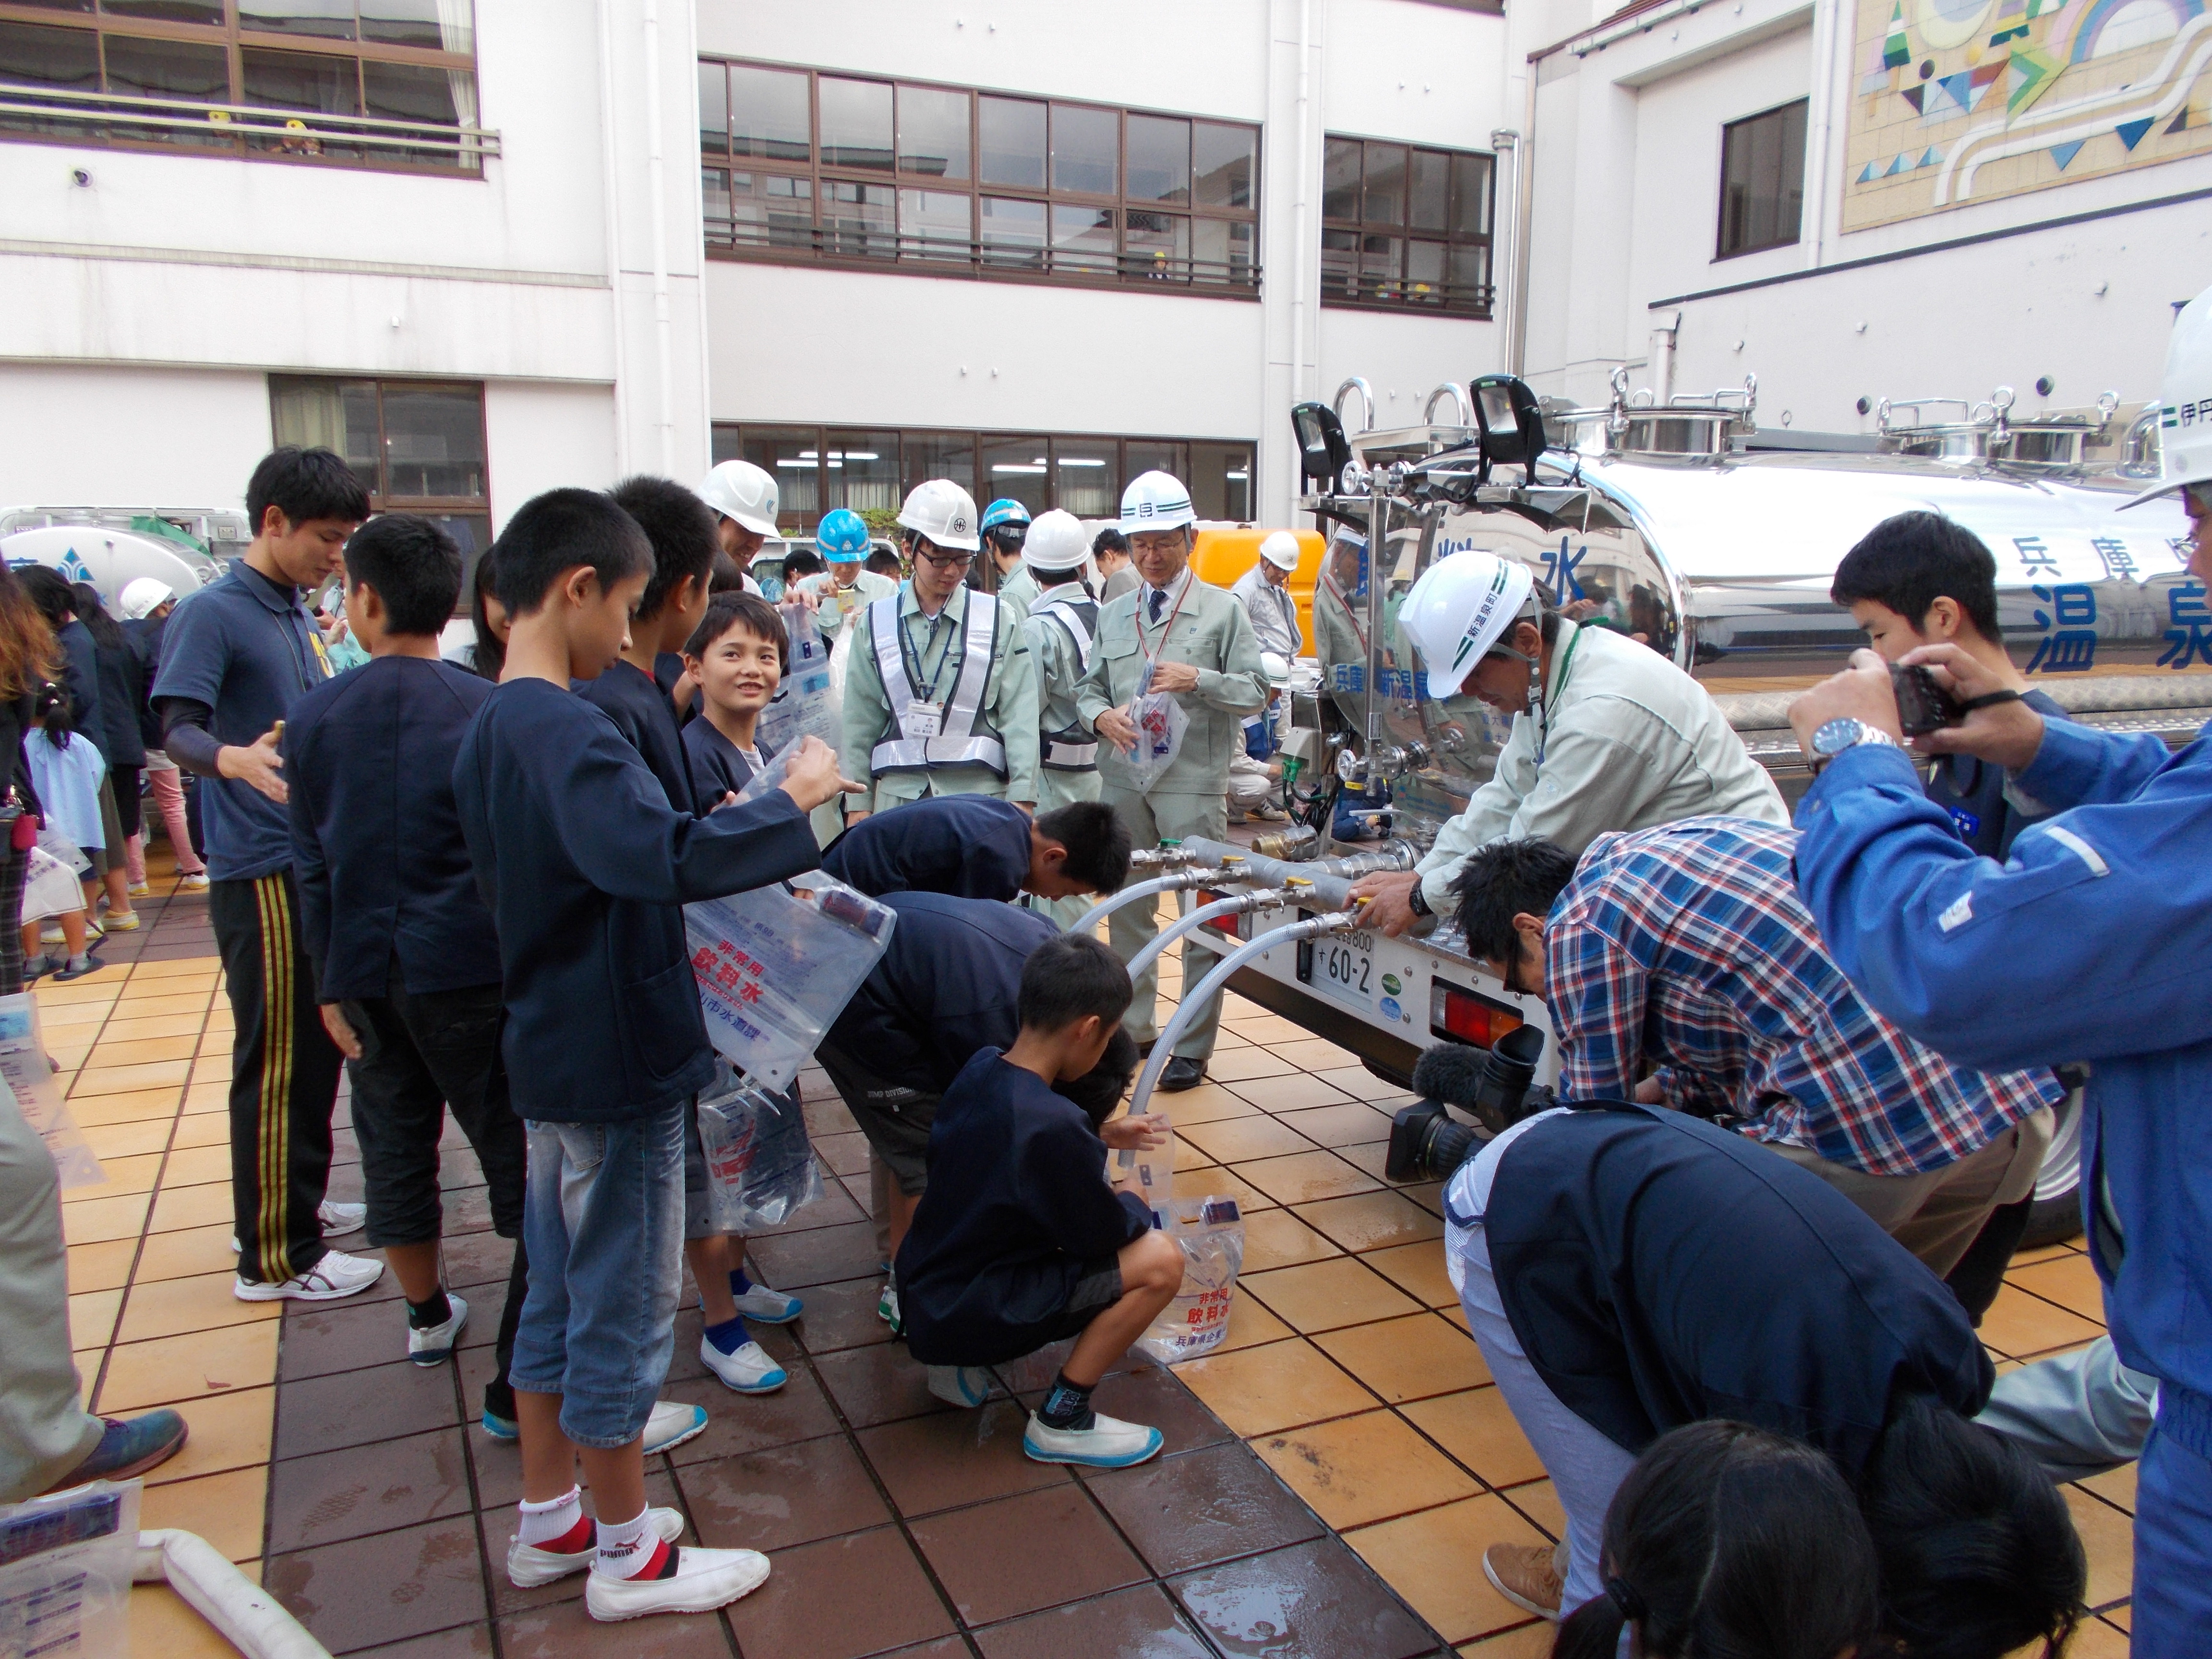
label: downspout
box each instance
[1289,0,1314,408]
[1511,62,1538,376]
[642,0,676,474]
[1802,0,1846,271]
[595,0,631,475]
[1489,128,1520,369]
[1651,309,1681,402]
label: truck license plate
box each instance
[1301,928,1378,1012]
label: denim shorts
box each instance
[509,1104,686,1449]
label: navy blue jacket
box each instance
[683,719,771,804]
[576,659,696,814]
[286,656,502,1002]
[897,1048,1151,1364]
[88,633,145,768]
[453,677,821,1122]
[1924,687,2066,857]
[821,795,1033,902]
[55,619,105,759]
[1480,1104,1990,1479]
[819,892,1057,1093]
[124,615,167,751]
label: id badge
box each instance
[907,701,944,738]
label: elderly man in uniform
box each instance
[842,480,1040,826]
[1076,472,1269,1091]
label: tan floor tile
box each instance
[2077,1462,2136,1515]
[94,1321,278,1412]
[1403,1387,1548,1489]
[2010,1242,2081,1267]
[148,1182,234,1235]
[1981,1285,2105,1359]
[1310,1063,1416,1105]
[128,1584,252,1659]
[126,956,223,981]
[69,1058,193,1097]
[2062,1618,2132,1658]
[1455,1620,1557,1656]
[1315,1314,1488,1404]
[1233,1149,1383,1207]
[1500,1478,1564,1539]
[2102,1603,2130,1633]
[2066,1487,2134,1611]
[80,1118,174,1159]
[1348,1492,1553,1643]
[133,1224,240,1283]
[60,1151,163,1200]
[66,1088,185,1126]
[1243,1255,1420,1334]
[60,1190,150,1246]
[160,1143,234,1189]
[1210,1028,1250,1051]
[1171,1164,1279,1213]
[182,1082,232,1113]
[1363,1239,1461,1308]
[1204,1047,1301,1084]
[1217,1013,1310,1044]
[147,1385,275,1486]
[1255,1407,1481,1529]
[2006,1253,2107,1322]
[137,1465,267,1563]
[1293,1190,1445,1254]
[67,1238,140,1295]
[192,1057,235,1082]
[1268,1036,1363,1072]
[97,1013,209,1044]
[1154,1082,1263,1124]
[39,998,119,1030]
[117,1269,282,1343]
[1238,1207,1343,1272]
[68,1286,123,1347]
[1273,1101,1395,1148]
[1178,1336,1379,1435]
[107,992,213,1020]
[87,1034,201,1067]
[169,1113,231,1150]
[1181,1115,1319,1165]
[37,976,125,1006]
[1223,1073,1364,1118]
[1210,1286,1295,1354]
[120,972,217,999]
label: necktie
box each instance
[1149,588,1166,624]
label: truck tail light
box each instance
[1429,976,1524,1050]
[1194,890,1242,939]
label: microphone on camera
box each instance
[1411,1041,1491,1112]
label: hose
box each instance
[134,1529,331,1659]
[1064,865,1250,937]
[1121,889,1301,983]
[1175,837,1415,911]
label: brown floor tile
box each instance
[2077,1461,2136,1515]
[497,1605,732,1658]
[1202,1047,1300,1084]
[909,1483,1146,1626]
[1084,1439,1325,1575]
[1062,1367,1237,1456]
[128,1582,272,1659]
[858,1400,1070,1516]
[281,1298,420,1382]
[1980,1285,2105,1359]
[721,1525,957,1659]
[274,1359,461,1459]
[1274,1100,1395,1147]
[679,1431,892,1551]
[1156,1081,1265,1124]
[1255,1408,1481,1529]
[138,1464,268,1562]
[2006,1252,2107,1322]
[1347,1491,1555,1644]
[65,1237,139,1295]
[1315,1314,1488,1405]
[1170,1534,1442,1659]
[1401,1387,1547,1490]
[148,1384,276,1486]
[1293,1190,1444,1255]
[1168,1163,1279,1214]
[1457,1621,1556,1656]
[480,1472,687,1618]
[1223,1072,1360,1113]
[267,1515,488,1656]
[1233,1150,1383,1207]
[96,1319,279,1412]
[1499,1477,1564,1539]
[973,1582,1213,1659]
[1242,1256,1420,1334]
[747,1219,884,1290]
[1362,1239,1462,1309]
[1177,1338,1378,1437]
[268,1427,473,1552]
[2066,1486,2135,1611]
[811,1342,958,1431]
[750,1180,868,1237]
[117,1267,282,1344]
[1238,1207,1342,1272]
[1210,1286,1296,1354]
[349,1626,499,1657]
[437,1230,515,1291]
[656,1368,845,1467]
[788,1275,898,1355]
[1179,1114,1319,1165]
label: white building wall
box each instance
[0,365,273,508]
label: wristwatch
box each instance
[1407,878,1433,919]
[1809,717,1899,772]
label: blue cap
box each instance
[816,508,871,562]
[981,498,1033,531]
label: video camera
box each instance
[1384,1025,1556,1183]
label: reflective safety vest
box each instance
[1030,591,1100,772]
[866,591,1010,778]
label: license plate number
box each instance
[1301,929,1377,1011]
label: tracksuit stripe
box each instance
[255,875,295,1284]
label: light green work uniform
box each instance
[802,567,898,644]
[842,581,1041,815]
[1075,571,1268,1061]
[996,566,1040,621]
[1022,578,1104,928]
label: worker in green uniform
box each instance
[1019,509,1105,928]
[798,507,897,644]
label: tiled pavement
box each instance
[47,868,2137,1656]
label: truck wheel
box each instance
[2019,1087,2084,1251]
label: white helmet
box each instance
[1022,508,1090,573]
[697,460,780,537]
[897,478,980,552]
[1398,550,1538,699]
[2124,281,2212,510]
[1260,650,1291,683]
[1118,470,1196,535]
[1258,530,1302,571]
[119,577,177,620]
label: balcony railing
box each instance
[0,84,498,172]
[704,216,1262,296]
[1321,273,1495,317]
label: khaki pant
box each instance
[0,1086,102,1500]
[1099,785,1229,1063]
[1763,1106,2054,1277]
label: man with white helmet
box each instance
[1346,548,1784,935]
[980,499,1037,618]
[696,460,780,595]
[797,507,897,643]
[1076,472,1269,1091]
[1017,511,1109,923]
[841,480,1040,825]
[1231,531,1304,662]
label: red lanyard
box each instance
[1135,571,1193,666]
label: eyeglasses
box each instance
[912,548,972,569]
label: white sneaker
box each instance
[407,1292,468,1366]
[180,873,211,891]
[732,1283,804,1324]
[877,1277,902,1334]
[39,925,62,945]
[641,1399,709,1455]
[585,1544,769,1623]
[127,882,152,899]
[1022,1410,1164,1469]
[318,1200,366,1236]
[699,1335,787,1395]
[233,1248,385,1303]
[926,1365,993,1408]
[507,1506,683,1589]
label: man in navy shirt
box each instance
[821,794,1130,905]
[286,515,527,1417]
[152,448,375,1303]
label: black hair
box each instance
[31,678,73,749]
[1555,1421,1881,1659]
[986,523,1028,557]
[1859,1393,2083,1659]
[68,582,125,653]
[1831,511,2004,642]
[1450,838,1579,962]
[1036,566,1086,589]
[609,474,720,624]
[1034,800,1131,895]
[685,593,788,671]
[490,489,654,618]
[709,550,750,596]
[1091,527,1129,559]
[246,446,372,535]
[17,566,75,631]
[342,514,462,637]
[467,547,505,681]
[783,548,825,582]
[1018,933,1135,1035]
[866,548,903,578]
[1055,1027,1140,1128]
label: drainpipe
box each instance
[1651,310,1681,403]
[642,0,676,474]
[1802,0,1846,271]
[1289,0,1314,408]
[595,0,630,474]
[1489,128,1520,369]
[1511,64,1538,377]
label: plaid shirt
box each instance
[1545,818,2059,1176]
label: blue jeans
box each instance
[510,1106,685,1449]
[2134,1387,2212,1658]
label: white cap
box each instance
[119,577,176,620]
[2122,282,2212,510]
[1397,550,1538,699]
[897,478,981,552]
[697,460,780,537]
[1259,530,1302,571]
[1118,470,1196,535]
[1022,509,1091,573]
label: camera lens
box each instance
[1472,1025,1547,1131]
[1386,1101,1484,1183]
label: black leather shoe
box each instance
[1158,1057,1206,1092]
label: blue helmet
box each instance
[816,508,871,563]
[980,498,1033,532]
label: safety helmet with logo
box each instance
[1397,550,1539,700]
[1258,530,1302,572]
[1118,471,1196,537]
[119,577,178,621]
[697,460,780,537]
[897,479,981,553]
[2123,280,2212,511]
[981,496,1031,556]
[1022,509,1091,574]
[816,507,872,563]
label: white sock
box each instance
[516,1486,585,1549]
[593,1504,662,1579]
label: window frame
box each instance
[1714,97,1808,262]
[1318,132,1496,318]
[0,1,489,176]
[700,59,1261,300]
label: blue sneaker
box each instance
[481,1407,519,1442]
[1023,1410,1164,1469]
[731,1281,803,1324]
[700,1334,787,1395]
[926,1366,993,1408]
[44,1411,188,1491]
[643,1399,711,1454]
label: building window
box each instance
[1320,135,1494,316]
[1716,99,1806,259]
[710,425,1254,534]
[269,375,490,606]
[700,60,1260,296]
[0,3,492,173]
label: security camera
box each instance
[70,168,91,188]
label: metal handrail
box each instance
[703,217,1262,290]
[0,84,497,160]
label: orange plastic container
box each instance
[1190,527,1326,655]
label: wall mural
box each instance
[1842,0,2212,228]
